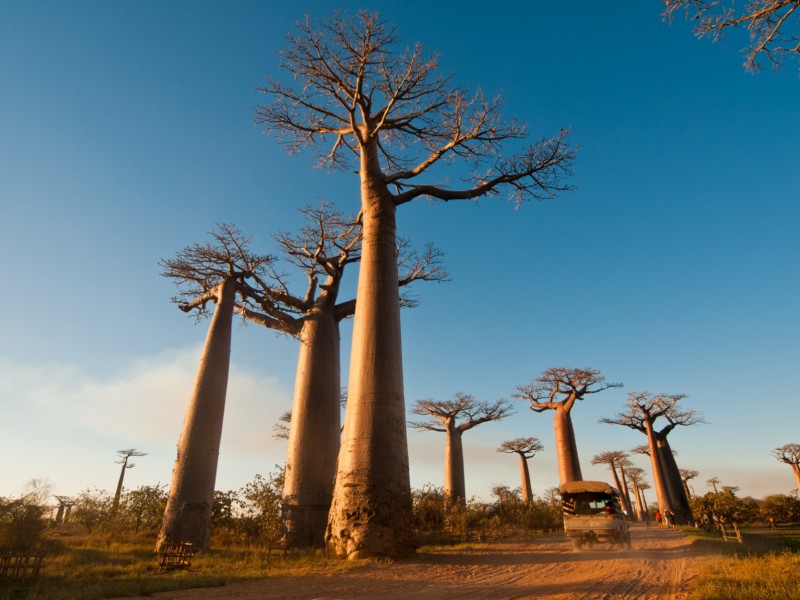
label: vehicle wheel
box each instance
[624,533,632,550]
[572,539,583,551]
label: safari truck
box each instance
[560,480,631,551]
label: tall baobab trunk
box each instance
[157,278,235,551]
[519,454,533,503]
[283,309,341,548]
[444,422,466,505]
[657,436,692,524]
[554,406,582,484]
[793,464,800,495]
[644,419,671,515]
[327,145,416,559]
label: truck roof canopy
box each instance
[559,480,619,496]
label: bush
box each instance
[0,481,51,552]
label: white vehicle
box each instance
[560,480,631,551]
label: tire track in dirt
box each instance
[125,526,708,600]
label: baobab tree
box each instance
[237,204,445,549]
[602,392,700,523]
[157,225,275,551]
[772,444,800,494]
[591,451,634,516]
[497,437,544,503]
[515,367,621,485]
[706,476,721,493]
[411,393,512,506]
[112,449,146,511]
[256,12,575,559]
[625,466,648,520]
[679,469,699,501]
[663,0,800,71]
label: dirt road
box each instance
[136,526,707,599]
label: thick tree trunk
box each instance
[283,311,341,548]
[644,420,671,515]
[658,435,693,524]
[519,454,533,503]
[682,479,692,502]
[326,145,417,559]
[791,464,800,495]
[553,406,582,485]
[444,424,466,505]
[157,278,235,551]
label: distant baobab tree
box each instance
[663,0,800,71]
[157,224,275,551]
[591,451,634,517]
[624,466,648,520]
[515,367,621,485]
[256,11,575,559]
[411,393,512,506]
[679,469,699,501]
[497,438,544,503]
[706,476,721,493]
[602,392,701,524]
[112,449,146,511]
[772,444,800,494]
[237,204,445,549]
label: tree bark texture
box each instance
[553,406,582,485]
[326,149,417,559]
[283,311,342,548]
[519,454,533,503]
[444,424,466,505]
[644,420,672,515]
[157,278,235,551]
[657,436,692,524]
[630,481,644,520]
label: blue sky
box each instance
[1,1,798,505]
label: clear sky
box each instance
[1,1,798,505]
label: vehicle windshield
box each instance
[563,493,616,515]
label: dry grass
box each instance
[0,530,360,600]
[683,525,800,600]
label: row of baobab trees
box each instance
[146,10,796,560]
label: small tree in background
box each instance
[591,451,634,517]
[112,449,147,511]
[0,481,51,553]
[411,393,512,506]
[497,438,544,503]
[679,469,699,501]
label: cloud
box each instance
[0,347,293,496]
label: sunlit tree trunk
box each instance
[519,455,533,503]
[554,406,582,484]
[444,422,466,505]
[283,308,341,548]
[793,464,800,495]
[644,419,671,515]
[609,464,633,516]
[157,278,235,551]
[327,144,416,559]
[618,468,635,520]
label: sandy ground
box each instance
[131,526,708,599]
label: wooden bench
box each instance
[0,554,45,581]
[159,542,194,572]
